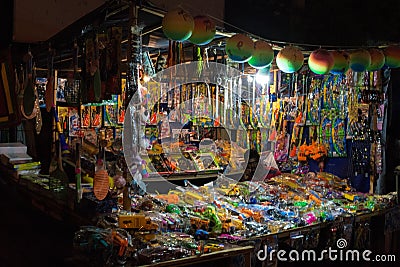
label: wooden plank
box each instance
[140,246,254,267]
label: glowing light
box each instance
[255,67,270,85]
[143,75,150,83]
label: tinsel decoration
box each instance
[126,24,144,106]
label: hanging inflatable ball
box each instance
[308,49,334,75]
[189,15,216,45]
[350,49,371,72]
[276,46,304,73]
[384,45,400,68]
[367,48,385,71]
[330,50,350,74]
[162,8,194,41]
[225,34,254,63]
[248,40,274,69]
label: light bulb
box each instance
[255,67,270,85]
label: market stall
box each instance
[1,1,400,266]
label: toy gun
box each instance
[111,230,129,257]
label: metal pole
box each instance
[122,0,139,211]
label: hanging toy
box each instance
[349,49,371,72]
[276,45,304,73]
[308,49,334,75]
[367,48,385,71]
[139,159,149,178]
[383,45,400,68]
[225,34,254,63]
[189,15,216,45]
[162,8,194,41]
[93,159,109,201]
[94,140,109,200]
[21,49,37,119]
[248,40,274,69]
[155,53,167,73]
[33,66,42,134]
[195,46,203,77]
[330,50,350,74]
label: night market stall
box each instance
[0,1,399,266]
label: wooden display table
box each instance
[139,245,254,267]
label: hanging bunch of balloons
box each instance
[296,46,400,75]
[224,34,275,70]
[162,8,216,45]
[223,35,305,74]
[305,46,400,75]
[161,8,400,74]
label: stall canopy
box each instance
[13,0,105,43]
[12,0,225,44]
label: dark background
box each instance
[2,0,400,48]
[225,0,400,47]
[0,0,13,49]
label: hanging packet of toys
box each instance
[68,107,80,137]
[90,105,102,128]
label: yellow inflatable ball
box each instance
[330,50,350,74]
[384,45,400,68]
[308,49,334,75]
[225,34,254,63]
[248,40,274,69]
[276,46,304,73]
[367,49,385,71]
[350,49,371,72]
[189,15,216,45]
[162,8,194,41]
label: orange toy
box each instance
[155,194,179,204]
[94,169,109,200]
[306,141,327,161]
[297,142,308,162]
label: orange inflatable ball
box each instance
[189,15,216,45]
[384,45,400,68]
[308,49,334,75]
[330,50,350,74]
[367,49,385,71]
[350,49,371,72]
[248,40,274,69]
[162,8,194,41]
[225,34,254,63]
[276,46,304,73]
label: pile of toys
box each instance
[73,171,397,265]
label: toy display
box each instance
[64,60,392,266]
[4,13,400,266]
[70,171,397,265]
